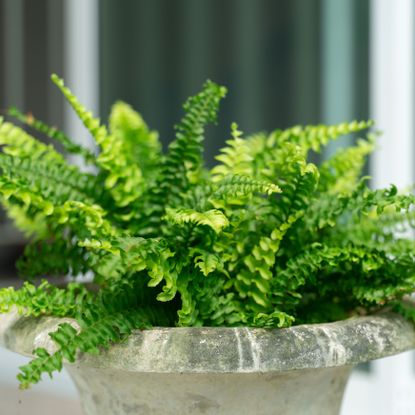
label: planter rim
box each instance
[1,310,415,374]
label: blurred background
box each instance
[0,0,414,414]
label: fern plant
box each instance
[1,75,415,389]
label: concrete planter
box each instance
[1,311,415,415]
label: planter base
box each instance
[69,366,351,415]
[2,311,415,415]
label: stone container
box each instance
[1,311,415,415]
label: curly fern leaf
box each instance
[80,236,179,301]
[55,201,119,240]
[164,208,229,234]
[176,274,199,326]
[193,250,224,277]
[230,155,318,312]
[235,210,306,308]
[335,209,415,250]
[175,272,247,327]
[52,75,164,207]
[0,117,105,234]
[0,175,55,216]
[252,310,295,328]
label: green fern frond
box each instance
[338,209,415,249]
[129,81,227,234]
[1,200,48,239]
[94,102,161,207]
[16,276,176,388]
[7,107,96,163]
[176,272,246,327]
[52,76,154,207]
[17,240,90,280]
[233,208,306,312]
[210,174,281,201]
[278,120,374,154]
[164,207,229,234]
[0,117,64,162]
[176,275,199,326]
[252,311,295,328]
[160,80,227,205]
[0,281,92,317]
[245,131,280,180]
[273,244,353,299]
[300,181,415,240]
[0,153,99,205]
[51,74,108,146]
[277,163,319,219]
[319,136,375,194]
[211,123,254,181]
[120,239,178,303]
[193,250,224,276]
[108,101,161,181]
[56,201,119,239]
[0,176,118,242]
[0,175,55,216]
[276,242,415,304]
[17,308,150,389]
[80,236,179,301]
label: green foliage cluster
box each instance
[1,76,415,388]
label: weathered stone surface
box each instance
[1,311,415,414]
[67,365,352,415]
[2,311,414,373]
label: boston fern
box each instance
[1,75,415,389]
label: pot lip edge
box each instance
[2,310,415,374]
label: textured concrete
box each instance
[67,365,352,415]
[1,311,415,414]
